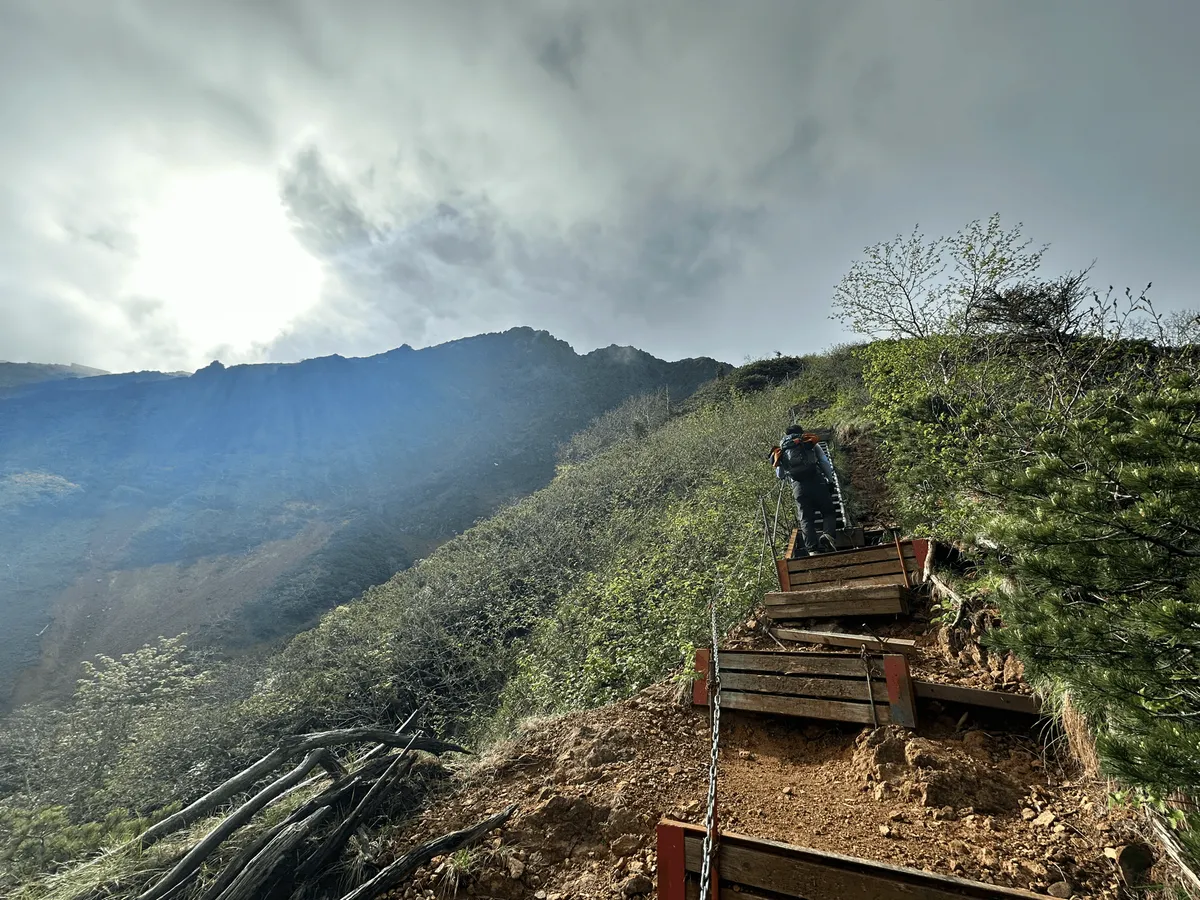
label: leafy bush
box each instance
[841,214,1200,865]
[985,383,1200,823]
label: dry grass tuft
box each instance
[1060,691,1103,783]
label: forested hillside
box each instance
[0,328,727,706]
[2,217,1197,898]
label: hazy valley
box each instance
[0,328,728,706]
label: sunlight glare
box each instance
[128,171,324,362]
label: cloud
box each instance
[1,0,1199,371]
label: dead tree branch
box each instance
[335,805,518,900]
[138,749,335,900]
[214,807,331,900]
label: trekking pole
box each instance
[759,497,775,558]
[771,481,784,550]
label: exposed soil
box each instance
[381,678,1149,900]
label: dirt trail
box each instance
[383,678,1142,900]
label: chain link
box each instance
[698,595,722,900]
[860,645,879,728]
[697,535,753,900]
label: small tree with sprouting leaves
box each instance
[831,214,1047,339]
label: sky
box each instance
[1,1,1198,373]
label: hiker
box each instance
[769,426,838,556]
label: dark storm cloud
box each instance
[281,149,378,258]
[1,0,1198,370]
[535,15,587,90]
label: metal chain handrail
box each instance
[698,536,753,900]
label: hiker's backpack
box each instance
[779,433,819,479]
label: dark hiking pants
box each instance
[791,476,836,553]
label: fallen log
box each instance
[294,752,415,882]
[214,806,331,900]
[336,805,519,900]
[134,729,464,851]
[195,760,390,900]
[136,747,290,851]
[138,749,336,900]
[283,728,467,757]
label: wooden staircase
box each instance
[670,501,1048,900]
[768,537,930,623]
[693,533,1041,729]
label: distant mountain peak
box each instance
[0,361,109,393]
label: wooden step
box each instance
[788,558,916,586]
[781,574,911,595]
[720,650,873,678]
[721,671,890,703]
[769,627,918,656]
[786,543,916,573]
[764,584,909,605]
[778,539,931,594]
[695,648,912,728]
[658,819,1043,899]
[912,680,1041,715]
[763,585,908,619]
[720,691,891,725]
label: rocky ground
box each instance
[379,675,1155,900]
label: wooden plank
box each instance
[763,585,908,606]
[785,528,799,560]
[787,558,916,586]
[884,654,918,729]
[720,671,889,703]
[780,574,912,596]
[913,681,1041,715]
[769,627,918,656]
[656,821,687,900]
[766,602,903,620]
[775,557,791,592]
[787,544,916,573]
[671,822,1041,899]
[720,651,878,679]
[764,599,908,620]
[692,649,710,707]
[720,690,889,725]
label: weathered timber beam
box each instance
[282,729,467,757]
[335,805,518,900]
[911,680,1041,715]
[130,724,460,854]
[135,747,290,850]
[769,627,918,656]
[294,752,415,882]
[214,807,331,900]
[138,749,335,900]
[195,760,391,900]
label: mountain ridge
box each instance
[0,327,731,707]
